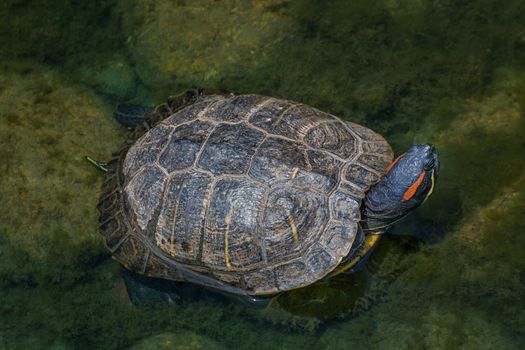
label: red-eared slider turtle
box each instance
[91,89,439,304]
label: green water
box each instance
[1,0,525,349]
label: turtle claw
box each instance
[85,156,108,173]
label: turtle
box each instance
[91,88,439,304]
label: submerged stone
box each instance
[121,0,297,91]
[77,55,138,100]
[0,61,126,283]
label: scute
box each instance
[202,178,266,270]
[99,92,394,296]
[262,187,328,262]
[159,120,214,172]
[124,165,166,231]
[198,123,266,175]
[248,99,325,140]
[124,125,172,177]
[155,171,212,261]
[204,94,267,123]
[304,120,358,159]
[248,137,308,185]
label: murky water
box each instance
[1,1,525,349]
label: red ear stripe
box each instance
[402,171,426,202]
[385,152,406,174]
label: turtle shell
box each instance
[98,93,393,295]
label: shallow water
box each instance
[1,1,525,349]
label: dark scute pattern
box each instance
[244,268,276,293]
[306,243,336,279]
[362,140,393,157]
[112,236,149,274]
[101,216,126,252]
[247,98,294,130]
[205,95,267,122]
[345,121,382,141]
[320,221,358,258]
[329,191,360,223]
[304,121,357,159]
[159,120,215,172]
[248,137,308,185]
[274,260,308,290]
[263,187,328,262]
[202,179,266,270]
[338,181,367,199]
[124,125,172,176]
[144,254,184,281]
[198,123,265,175]
[249,102,327,140]
[155,172,212,261]
[124,166,166,231]
[357,153,391,173]
[291,150,342,193]
[162,97,222,126]
[343,163,381,189]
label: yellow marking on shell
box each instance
[272,103,300,126]
[225,213,232,270]
[423,170,435,203]
[287,211,299,243]
[290,166,299,179]
[169,201,181,257]
[330,234,381,276]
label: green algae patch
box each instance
[0,61,127,285]
[407,72,525,235]
[130,332,226,350]
[77,55,138,100]
[318,174,525,350]
[0,1,124,64]
[121,0,297,95]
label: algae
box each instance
[1,0,525,349]
[130,332,226,350]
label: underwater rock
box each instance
[77,55,138,100]
[0,61,126,284]
[130,332,226,350]
[120,0,296,92]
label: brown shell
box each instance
[98,93,393,295]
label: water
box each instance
[1,1,525,349]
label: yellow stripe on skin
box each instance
[423,170,435,203]
[287,211,299,243]
[225,214,232,270]
[330,234,381,276]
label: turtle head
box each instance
[361,144,439,233]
